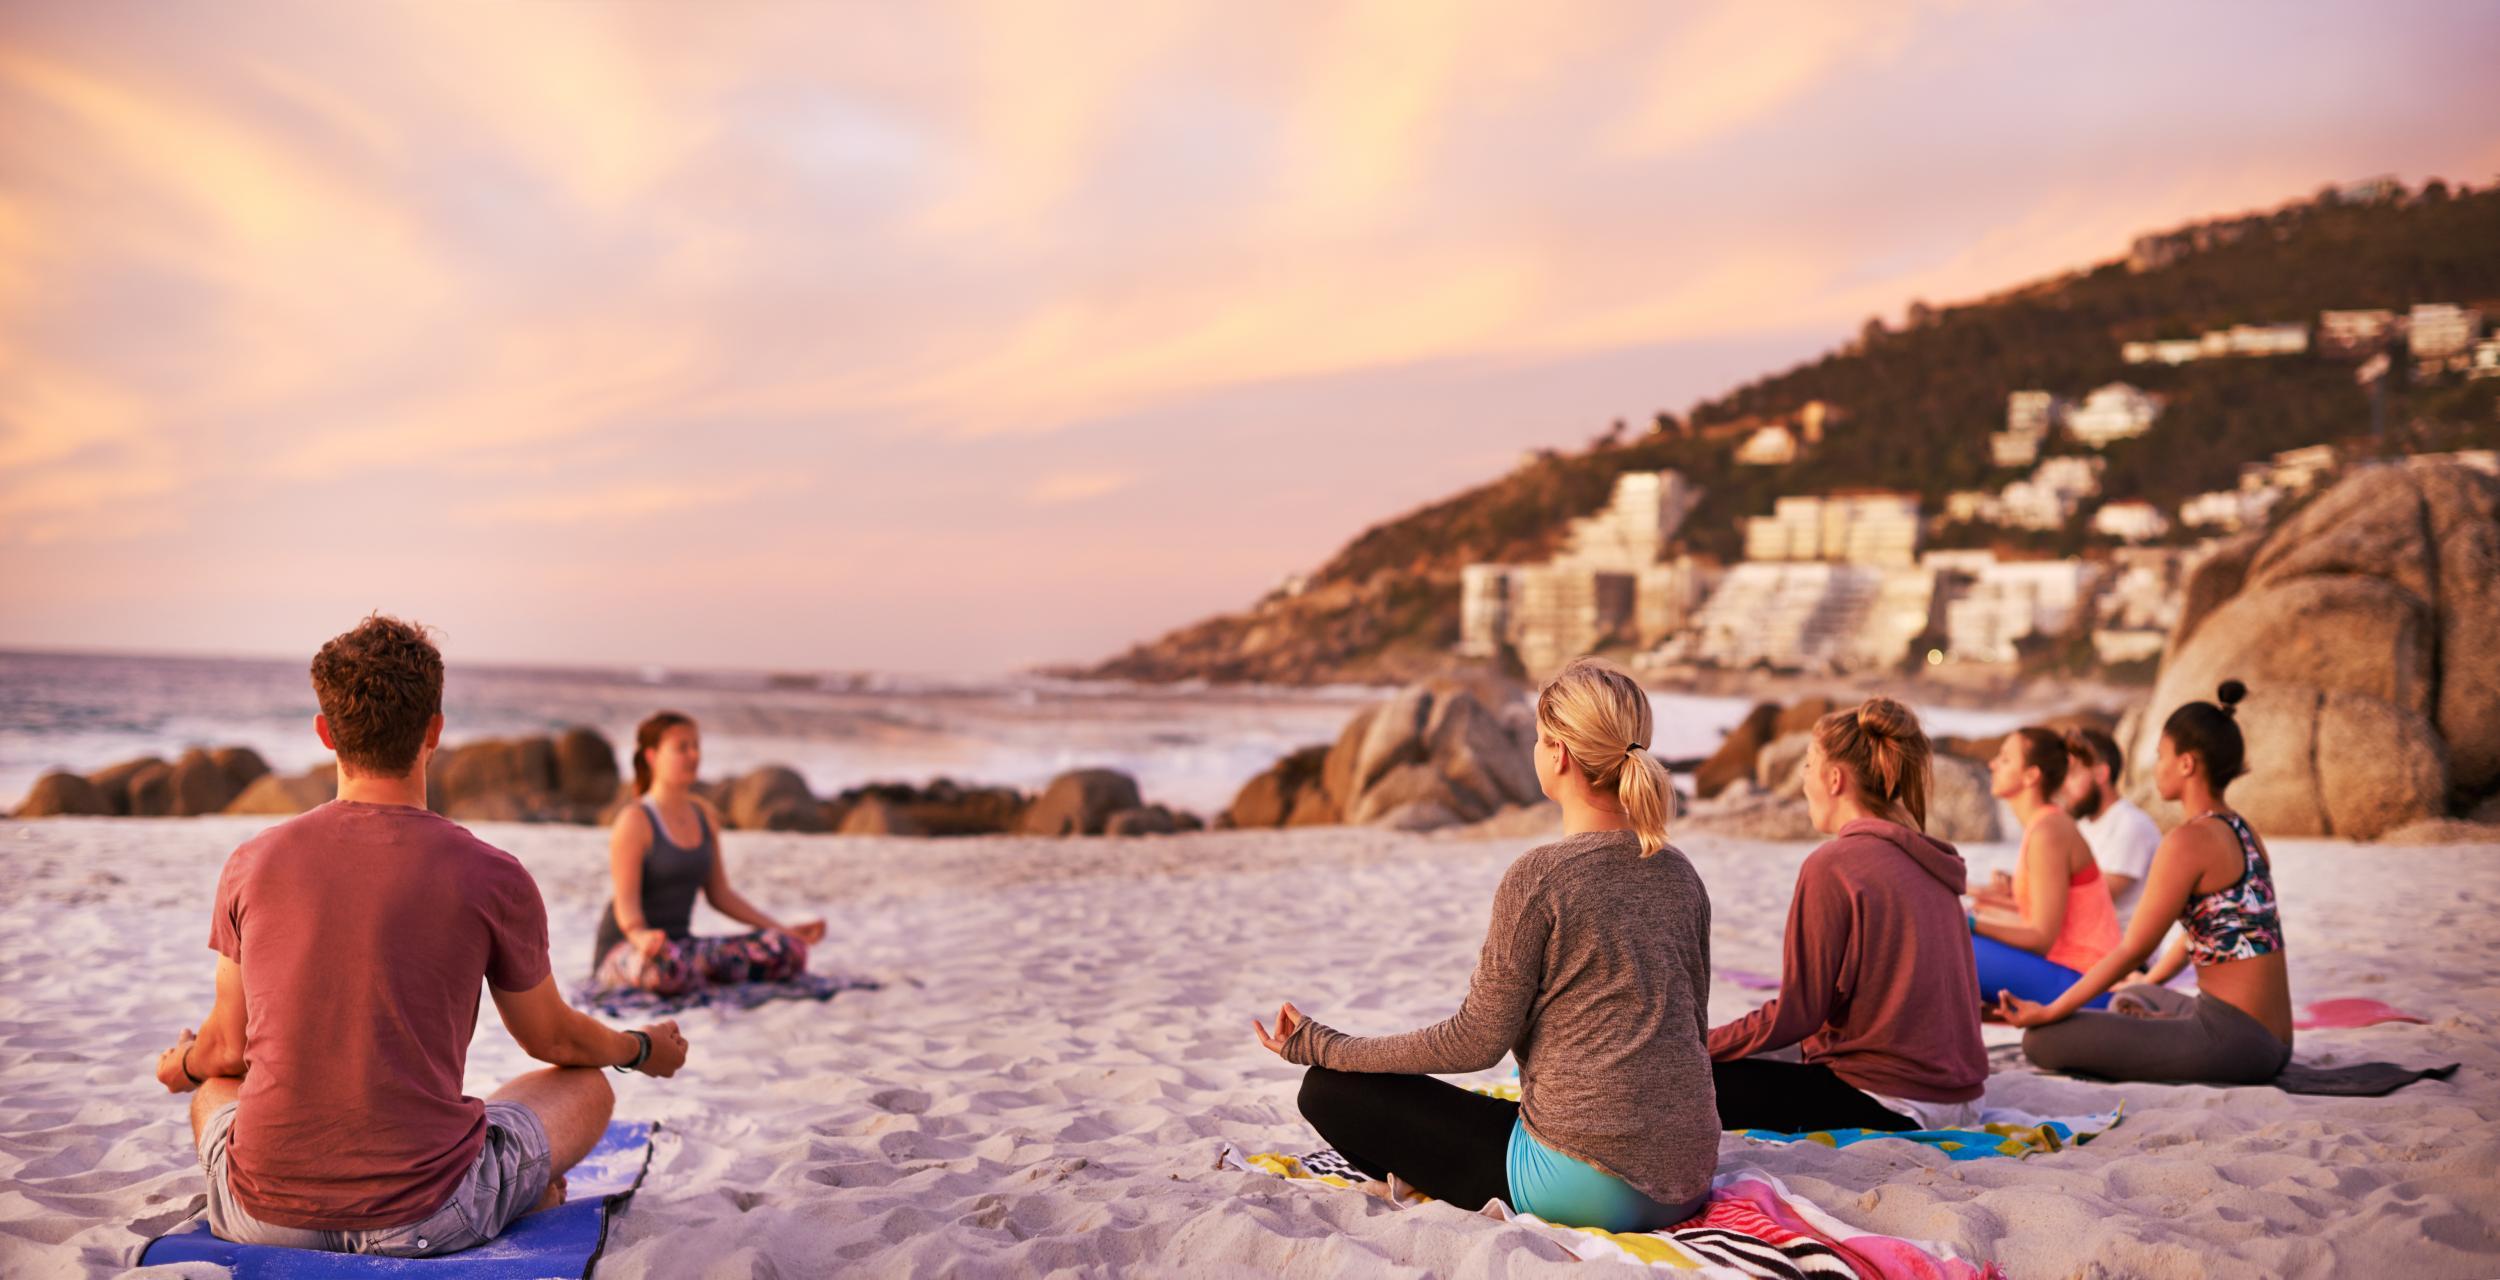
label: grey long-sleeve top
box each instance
[1281,829,1718,1209]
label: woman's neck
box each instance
[2008,789,2051,828]
[645,781,693,806]
[1559,792,1633,836]
[2181,782,2224,816]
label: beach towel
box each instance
[573,970,879,1019]
[2269,1061,2460,1096]
[2294,998,2428,1030]
[137,1120,654,1278]
[1221,1144,2000,1279]
[1731,1104,2125,1161]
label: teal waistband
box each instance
[1503,1115,1700,1233]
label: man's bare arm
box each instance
[490,977,687,1076]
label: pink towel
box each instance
[2295,998,2427,1030]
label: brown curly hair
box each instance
[310,613,444,776]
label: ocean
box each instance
[0,650,2029,817]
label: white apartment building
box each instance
[2472,338,2500,380]
[1942,558,2100,664]
[1688,561,1885,672]
[1458,564,1515,658]
[2091,500,2171,543]
[1999,456,2105,530]
[1944,490,2003,525]
[2242,444,2340,495]
[2065,383,2161,449]
[2121,339,2205,366]
[2409,304,2483,361]
[1508,564,1634,680]
[2221,323,2309,356]
[2180,487,2282,533]
[1557,471,1701,571]
[1734,425,1800,466]
[1743,493,1922,566]
[1633,560,1714,649]
[2317,309,2399,358]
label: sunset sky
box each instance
[5,2,2497,674]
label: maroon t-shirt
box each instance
[210,800,552,1229]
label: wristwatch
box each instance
[613,1029,652,1074]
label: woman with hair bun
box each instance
[2002,680,2296,1083]
[1708,697,1989,1132]
[592,711,825,994]
[1251,659,1715,1231]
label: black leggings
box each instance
[1297,1067,1518,1211]
[1711,1058,1918,1133]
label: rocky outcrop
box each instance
[723,766,832,833]
[1926,754,2003,844]
[2128,460,2500,837]
[1231,681,1544,833]
[172,746,264,816]
[1228,745,1332,829]
[838,796,926,836]
[824,780,1030,836]
[226,762,339,815]
[14,772,110,817]
[1695,703,1779,799]
[1021,769,1145,836]
[428,728,622,825]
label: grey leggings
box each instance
[2022,984,2291,1084]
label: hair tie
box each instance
[1626,742,1646,753]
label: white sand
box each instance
[3,816,2495,1279]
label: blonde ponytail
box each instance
[1536,657,1674,856]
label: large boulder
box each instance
[2128,460,2500,836]
[125,761,177,817]
[1925,754,2002,844]
[1020,769,1142,836]
[431,737,559,820]
[226,763,339,815]
[1312,682,1542,831]
[1755,731,1814,800]
[723,766,830,832]
[15,772,110,817]
[1773,696,1839,738]
[1103,805,1181,837]
[209,746,272,791]
[1347,761,1470,825]
[839,795,926,836]
[170,748,248,816]
[1681,793,1819,840]
[1695,703,1779,799]
[87,756,167,816]
[1228,745,1330,829]
[552,728,621,807]
[1425,692,1541,815]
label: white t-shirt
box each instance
[2079,798,2163,918]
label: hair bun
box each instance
[2216,679,2247,714]
[1854,697,1915,740]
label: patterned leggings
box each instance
[595,930,808,995]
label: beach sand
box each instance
[3,816,2495,1279]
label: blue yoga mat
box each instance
[137,1120,654,1278]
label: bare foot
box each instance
[532,1174,568,1213]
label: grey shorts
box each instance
[197,1099,554,1257]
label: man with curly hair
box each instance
[152,613,693,1257]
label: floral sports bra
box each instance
[2181,810,2284,965]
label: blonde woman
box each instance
[592,712,825,994]
[1708,699,1988,1132]
[1251,659,1715,1232]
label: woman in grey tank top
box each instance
[593,712,826,994]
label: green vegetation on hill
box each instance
[1088,180,2500,683]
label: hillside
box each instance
[1083,178,2500,684]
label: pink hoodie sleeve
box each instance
[1708,850,1850,1061]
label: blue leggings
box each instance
[1506,1116,1701,1232]
[1973,935,2110,1009]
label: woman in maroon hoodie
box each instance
[1707,698,1989,1131]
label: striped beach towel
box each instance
[1220,1144,2000,1279]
